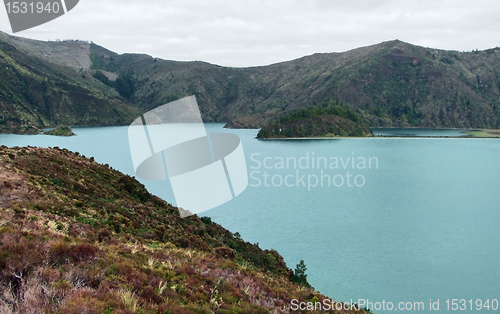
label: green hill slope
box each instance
[0,146,370,313]
[0,33,142,134]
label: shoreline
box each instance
[257,129,500,140]
[257,136,498,140]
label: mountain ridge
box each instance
[86,37,500,129]
[2,30,500,132]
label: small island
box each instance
[257,103,373,139]
[42,125,76,136]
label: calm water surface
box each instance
[372,128,469,137]
[1,125,499,313]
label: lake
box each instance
[1,124,499,313]
[371,128,470,137]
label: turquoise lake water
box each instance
[371,128,470,137]
[1,125,499,313]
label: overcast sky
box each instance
[1,0,499,67]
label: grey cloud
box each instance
[2,0,500,66]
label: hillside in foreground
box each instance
[0,146,369,313]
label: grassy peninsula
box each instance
[0,146,369,313]
[257,103,373,139]
[465,129,500,138]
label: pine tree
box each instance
[293,260,310,287]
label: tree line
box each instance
[277,101,362,124]
[93,71,135,99]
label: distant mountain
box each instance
[87,39,500,129]
[2,30,500,133]
[0,32,142,134]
